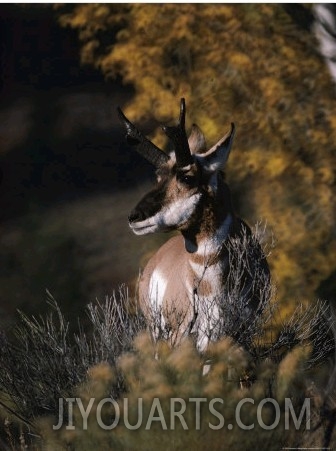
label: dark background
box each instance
[0,4,335,332]
[0,4,160,329]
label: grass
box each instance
[0,221,334,449]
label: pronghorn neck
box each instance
[183,212,233,256]
[182,175,234,257]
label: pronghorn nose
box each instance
[128,208,145,223]
[129,189,164,224]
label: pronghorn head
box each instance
[118,99,235,239]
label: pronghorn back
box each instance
[118,99,270,350]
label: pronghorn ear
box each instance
[199,123,235,172]
[188,124,207,154]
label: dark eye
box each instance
[177,173,196,186]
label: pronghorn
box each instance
[118,99,270,351]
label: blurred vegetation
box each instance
[0,294,335,450]
[54,4,336,314]
[0,188,165,330]
[1,5,336,448]
[45,337,310,451]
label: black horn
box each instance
[117,107,170,168]
[162,98,193,168]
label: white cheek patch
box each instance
[130,193,202,234]
[161,193,202,227]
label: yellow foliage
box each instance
[44,334,321,450]
[55,4,336,307]
[259,78,285,107]
[85,363,115,399]
[228,51,253,70]
[276,346,311,401]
